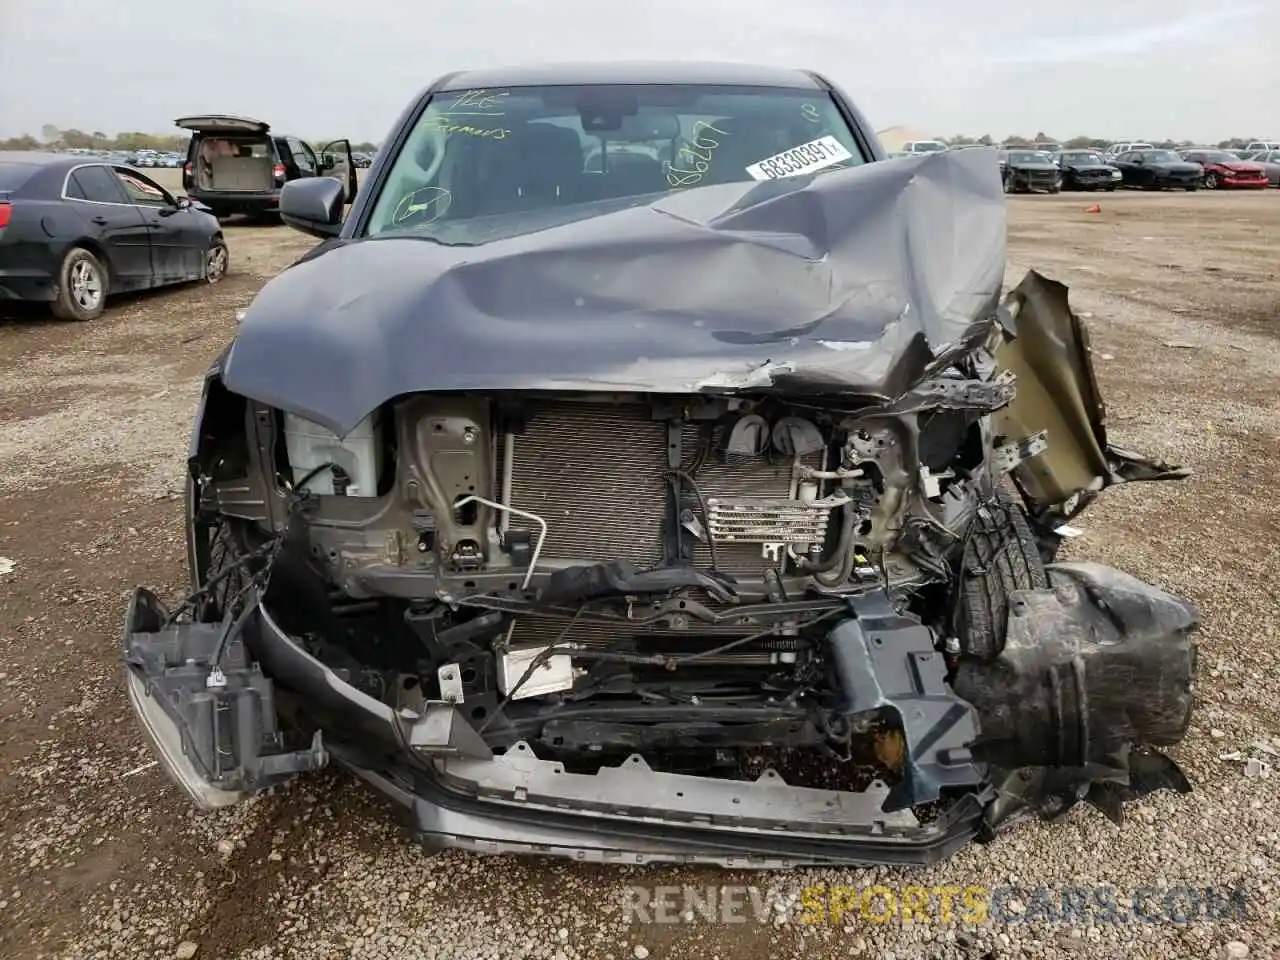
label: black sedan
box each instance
[998,150,1061,193]
[1110,149,1201,191]
[1057,150,1122,191]
[0,152,227,320]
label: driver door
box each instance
[1131,154,1153,185]
[318,139,359,204]
[112,167,205,282]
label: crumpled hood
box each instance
[222,150,1005,437]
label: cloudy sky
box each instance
[0,0,1272,143]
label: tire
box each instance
[1184,185,1198,192]
[204,237,228,284]
[185,475,249,622]
[1002,175,1015,195]
[1204,172,1220,189]
[50,247,108,321]
[1105,185,1117,191]
[954,486,1049,660]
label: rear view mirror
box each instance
[280,178,345,239]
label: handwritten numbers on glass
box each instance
[664,120,729,188]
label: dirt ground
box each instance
[1,189,1278,960]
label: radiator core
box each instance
[501,400,822,576]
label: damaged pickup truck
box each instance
[122,63,1200,866]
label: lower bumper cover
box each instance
[121,564,1198,867]
[0,269,56,302]
[189,190,282,215]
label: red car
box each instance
[1181,150,1269,189]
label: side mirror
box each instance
[280,177,345,238]
[176,196,192,210]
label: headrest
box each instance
[519,123,584,160]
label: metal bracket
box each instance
[994,430,1049,473]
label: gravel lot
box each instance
[1,187,1278,960]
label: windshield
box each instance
[1006,151,1055,164]
[1197,151,1239,163]
[364,84,866,244]
[1145,150,1182,162]
[1064,152,1103,165]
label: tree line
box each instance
[0,126,380,154]
[1,124,1259,155]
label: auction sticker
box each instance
[745,136,853,181]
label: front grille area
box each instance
[501,400,820,576]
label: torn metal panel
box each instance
[992,271,1189,518]
[221,150,1006,437]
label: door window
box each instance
[113,168,171,206]
[288,138,317,175]
[67,165,129,204]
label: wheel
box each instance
[1002,174,1015,194]
[1105,185,1117,191]
[1204,172,1220,189]
[204,237,228,284]
[1184,185,1198,192]
[953,486,1049,659]
[50,247,108,321]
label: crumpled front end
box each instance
[120,153,1200,866]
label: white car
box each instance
[900,140,949,154]
[1104,142,1153,157]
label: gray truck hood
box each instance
[222,150,1005,437]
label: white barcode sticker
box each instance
[745,135,853,181]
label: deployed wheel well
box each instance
[190,377,250,481]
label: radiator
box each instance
[502,400,816,574]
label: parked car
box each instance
[352,152,374,168]
[1242,149,1280,186]
[1243,140,1280,154]
[1103,142,1153,158]
[999,149,1061,192]
[1056,150,1121,191]
[0,151,226,320]
[176,115,357,220]
[900,139,948,154]
[1110,149,1201,190]
[122,62,1198,870]
[1179,150,1268,189]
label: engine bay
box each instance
[192,386,1032,796]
